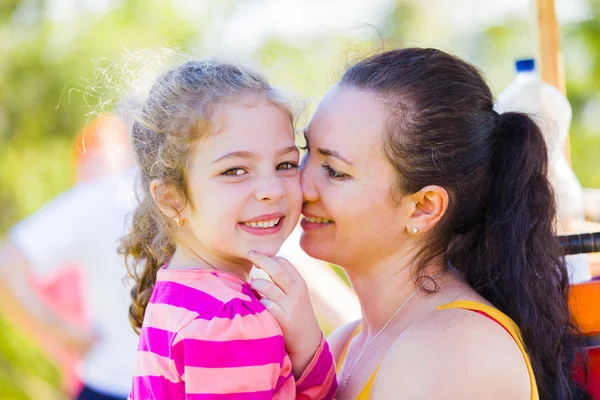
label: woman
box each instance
[249,48,590,399]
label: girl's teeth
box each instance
[244,218,281,229]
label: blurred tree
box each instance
[0,0,200,234]
[563,0,600,186]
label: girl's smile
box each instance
[239,213,286,236]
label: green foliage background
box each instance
[0,0,599,397]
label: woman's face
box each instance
[300,86,412,268]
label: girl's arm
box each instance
[167,298,336,399]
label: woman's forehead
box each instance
[307,87,386,145]
[304,88,390,172]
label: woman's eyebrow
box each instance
[317,148,354,166]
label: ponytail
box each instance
[119,180,176,334]
[452,112,589,399]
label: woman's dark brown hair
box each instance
[340,48,589,399]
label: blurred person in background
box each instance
[0,116,139,400]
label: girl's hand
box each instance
[248,251,322,380]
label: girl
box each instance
[121,59,336,399]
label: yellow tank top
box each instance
[335,300,539,399]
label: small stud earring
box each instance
[177,217,186,227]
[411,226,419,234]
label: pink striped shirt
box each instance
[130,267,337,399]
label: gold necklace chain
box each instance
[341,284,423,388]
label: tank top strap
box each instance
[437,300,521,338]
[437,300,539,400]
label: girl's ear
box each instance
[149,179,185,221]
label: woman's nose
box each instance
[300,162,319,203]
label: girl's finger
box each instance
[248,251,295,291]
[251,278,286,304]
[272,256,304,283]
[260,298,285,320]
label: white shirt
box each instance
[11,169,139,396]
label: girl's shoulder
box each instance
[146,269,278,338]
[153,268,260,310]
[170,278,285,355]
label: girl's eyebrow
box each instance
[212,151,254,164]
[212,146,299,164]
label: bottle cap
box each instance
[515,59,535,73]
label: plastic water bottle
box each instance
[495,59,590,283]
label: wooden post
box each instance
[537,0,570,161]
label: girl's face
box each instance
[299,87,412,268]
[181,98,302,264]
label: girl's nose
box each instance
[255,176,286,203]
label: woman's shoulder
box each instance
[327,319,361,362]
[372,303,531,399]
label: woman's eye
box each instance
[322,164,349,180]
[222,168,246,176]
[276,162,299,171]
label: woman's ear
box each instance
[404,185,449,235]
[149,179,185,221]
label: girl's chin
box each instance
[241,241,285,258]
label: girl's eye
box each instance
[222,168,246,176]
[322,164,349,180]
[276,162,299,171]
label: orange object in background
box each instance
[72,116,131,184]
[570,280,600,336]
